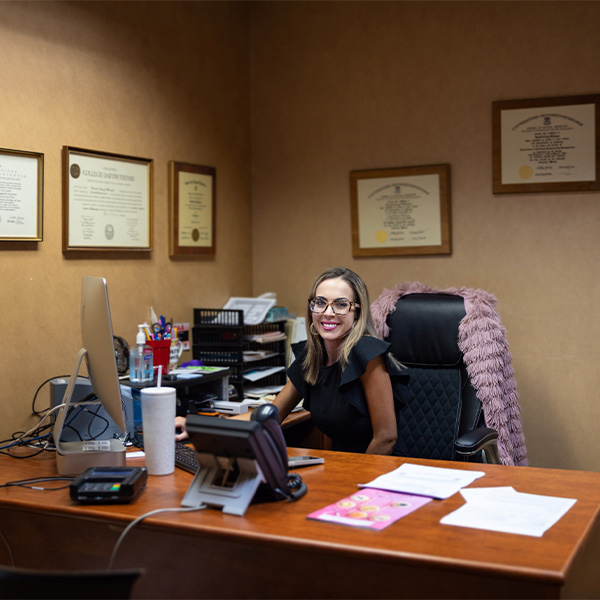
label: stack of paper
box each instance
[244,331,287,343]
[440,486,577,536]
[243,350,279,362]
[223,297,275,325]
[243,365,285,382]
[359,463,485,500]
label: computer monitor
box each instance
[53,276,127,475]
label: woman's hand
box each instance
[175,416,189,441]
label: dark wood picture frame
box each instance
[0,147,44,242]
[169,161,216,257]
[63,146,153,252]
[492,94,600,194]
[350,164,451,257]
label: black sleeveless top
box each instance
[287,336,408,454]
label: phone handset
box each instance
[251,404,307,502]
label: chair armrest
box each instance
[455,427,501,464]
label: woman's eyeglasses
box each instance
[308,297,360,316]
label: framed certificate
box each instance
[350,164,451,257]
[169,161,216,257]
[62,147,153,251]
[493,94,600,194]
[0,147,43,242]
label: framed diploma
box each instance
[169,161,216,257]
[493,94,600,194]
[350,164,451,257]
[62,147,153,251]
[0,148,43,242]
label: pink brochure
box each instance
[307,487,432,530]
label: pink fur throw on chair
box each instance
[371,281,528,467]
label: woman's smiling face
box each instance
[311,277,357,353]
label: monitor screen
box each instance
[53,276,127,474]
[81,275,126,432]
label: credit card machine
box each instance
[70,466,148,504]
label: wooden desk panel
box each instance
[281,409,331,450]
[0,450,599,598]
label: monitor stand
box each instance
[53,348,126,475]
[181,453,265,516]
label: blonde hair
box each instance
[302,267,378,385]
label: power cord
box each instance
[0,476,74,491]
[31,375,75,417]
[108,506,206,570]
[0,404,66,457]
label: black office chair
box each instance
[371,285,527,466]
[0,565,143,599]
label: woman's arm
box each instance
[272,379,303,424]
[175,379,303,439]
[360,355,398,455]
[232,379,303,423]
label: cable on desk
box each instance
[3,393,109,456]
[0,403,68,457]
[29,374,130,448]
[0,436,51,459]
[0,476,75,491]
[108,506,206,571]
[31,374,76,417]
[86,403,110,440]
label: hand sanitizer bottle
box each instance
[129,325,154,383]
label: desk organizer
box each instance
[192,308,287,400]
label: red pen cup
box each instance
[147,339,172,375]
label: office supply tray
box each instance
[192,309,245,398]
[192,308,287,399]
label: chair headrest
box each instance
[385,293,466,366]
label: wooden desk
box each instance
[281,409,331,450]
[0,450,599,599]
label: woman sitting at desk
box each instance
[177,267,408,455]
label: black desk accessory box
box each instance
[70,466,148,504]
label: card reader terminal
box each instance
[70,466,148,504]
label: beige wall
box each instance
[0,1,253,438]
[250,1,600,471]
[3,0,599,473]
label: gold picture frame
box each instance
[169,161,216,257]
[350,164,451,257]
[62,146,153,252]
[492,94,600,194]
[0,147,43,242]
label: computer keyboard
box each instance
[175,442,199,474]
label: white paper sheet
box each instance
[243,365,285,382]
[223,297,276,325]
[440,486,577,536]
[359,463,485,500]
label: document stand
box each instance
[181,453,266,516]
